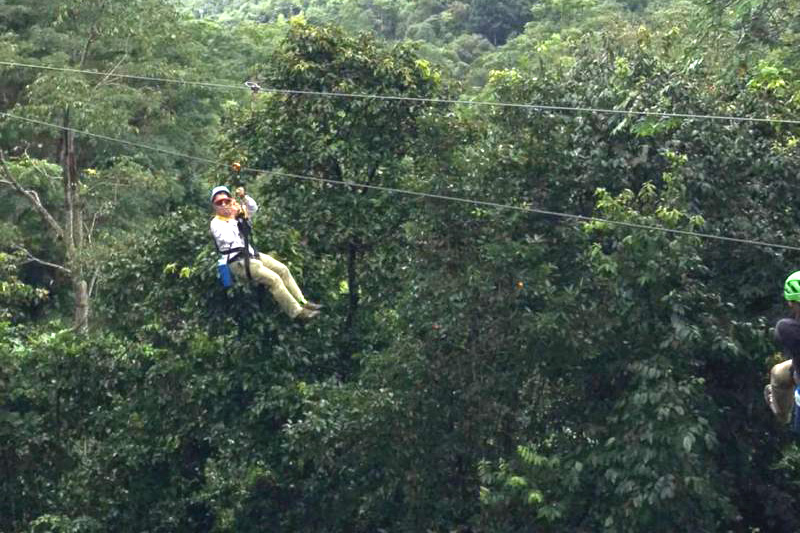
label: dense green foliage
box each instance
[4,0,800,531]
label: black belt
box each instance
[228,251,257,264]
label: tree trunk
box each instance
[61,109,89,332]
[73,278,89,332]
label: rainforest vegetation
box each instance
[3,0,800,531]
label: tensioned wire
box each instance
[3,110,800,253]
[2,60,800,125]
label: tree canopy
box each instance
[3,0,800,531]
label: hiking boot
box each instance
[296,308,320,321]
[303,301,323,311]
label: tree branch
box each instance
[96,54,128,88]
[88,265,101,299]
[13,245,71,275]
[79,24,99,68]
[0,151,65,240]
[85,210,102,243]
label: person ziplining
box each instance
[764,271,800,428]
[209,185,322,321]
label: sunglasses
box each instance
[214,197,233,206]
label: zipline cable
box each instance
[2,60,800,125]
[2,110,799,253]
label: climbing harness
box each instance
[212,221,258,288]
[237,213,256,281]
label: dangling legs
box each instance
[230,258,304,318]
[256,253,308,305]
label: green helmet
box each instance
[784,271,800,301]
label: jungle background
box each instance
[3,0,800,531]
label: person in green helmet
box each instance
[764,270,800,424]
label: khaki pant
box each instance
[230,253,305,318]
[767,359,796,424]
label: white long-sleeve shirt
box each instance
[210,195,259,262]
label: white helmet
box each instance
[210,185,231,203]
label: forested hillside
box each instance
[179,0,661,84]
[3,0,800,531]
